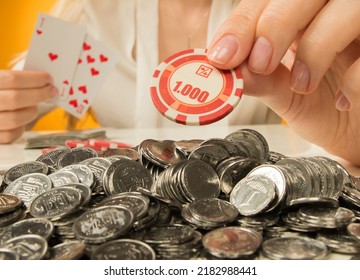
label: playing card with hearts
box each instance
[24,13,117,118]
[59,34,117,118]
[24,13,86,99]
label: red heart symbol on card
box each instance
[78,58,82,64]
[83,42,91,51]
[69,87,74,95]
[78,85,87,94]
[69,99,78,108]
[83,99,89,104]
[36,30,43,35]
[99,54,108,62]
[48,52,58,61]
[91,68,99,76]
[87,55,95,63]
[63,80,69,85]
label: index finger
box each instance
[0,70,53,90]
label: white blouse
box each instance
[38,0,280,129]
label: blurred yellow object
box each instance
[0,0,99,131]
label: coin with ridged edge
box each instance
[73,206,135,244]
[91,239,156,260]
[261,236,328,260]
[1,234,48,260]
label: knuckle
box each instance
[260,8,291,29]
[3,91,22,110]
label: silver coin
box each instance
[81,157,111,188]
[108,160,153,195]
[230,175,277,216]
[48,170,79,187]
[0,207,25,227]
[1,234,48,260]
[180,159,220,201]
[49,240,86,260]
[282,211,321,232]
[202,226,262,259]
[29,186,82,220]
[218,157,260,195]
[0,248,20,260]
[297,206,355,228]
[91,239,156,260]
[60,164,94,189]
[73,206,135,244]
[36,147,71,169]
[57,147,98,168]
[188,144,230,169]
[261,236,328,260]
[141,224,195,245]
[188,198,239,224]
[0,217,54,243]
[316,229,360,254]
[63,183,92,208]
[3,173,52,207]
[247,165,287,212]
[97,192,150,220]
[139,139,185,168]
[100,148,139,161]
[3,161,49,185]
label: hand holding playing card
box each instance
[24,13,117,118]
[0,70,57,144]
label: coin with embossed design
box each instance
[29,186,82,220]
[91,239,156,260]
[73,206,135,244]
[3,173,52,207]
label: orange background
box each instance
[0,0,98,130]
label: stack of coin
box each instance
[261,236,328,260]
[1,128,360,260]
[134,224,202,260]
[181,198,239,229]
[152,159,220,204]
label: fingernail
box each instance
[335,90,350,111]
[248,36,273,73]
[291,60,310,93]
[49,86,59,98]
[208,34,238,65]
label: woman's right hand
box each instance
[0,70,57,144]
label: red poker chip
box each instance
[87,139,132,149]
[150,48,243,125]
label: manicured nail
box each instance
[208,34,238,65]
[335,90,350,111]
[49,86,59,98]
[290,60,310,93]
[248,36,273,73]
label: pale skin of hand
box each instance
[207,0,360,166]
[0,70,57,144]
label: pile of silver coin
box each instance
[1,128,360,260]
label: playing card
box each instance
[59,34,117,118]
[24,13,86,100]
